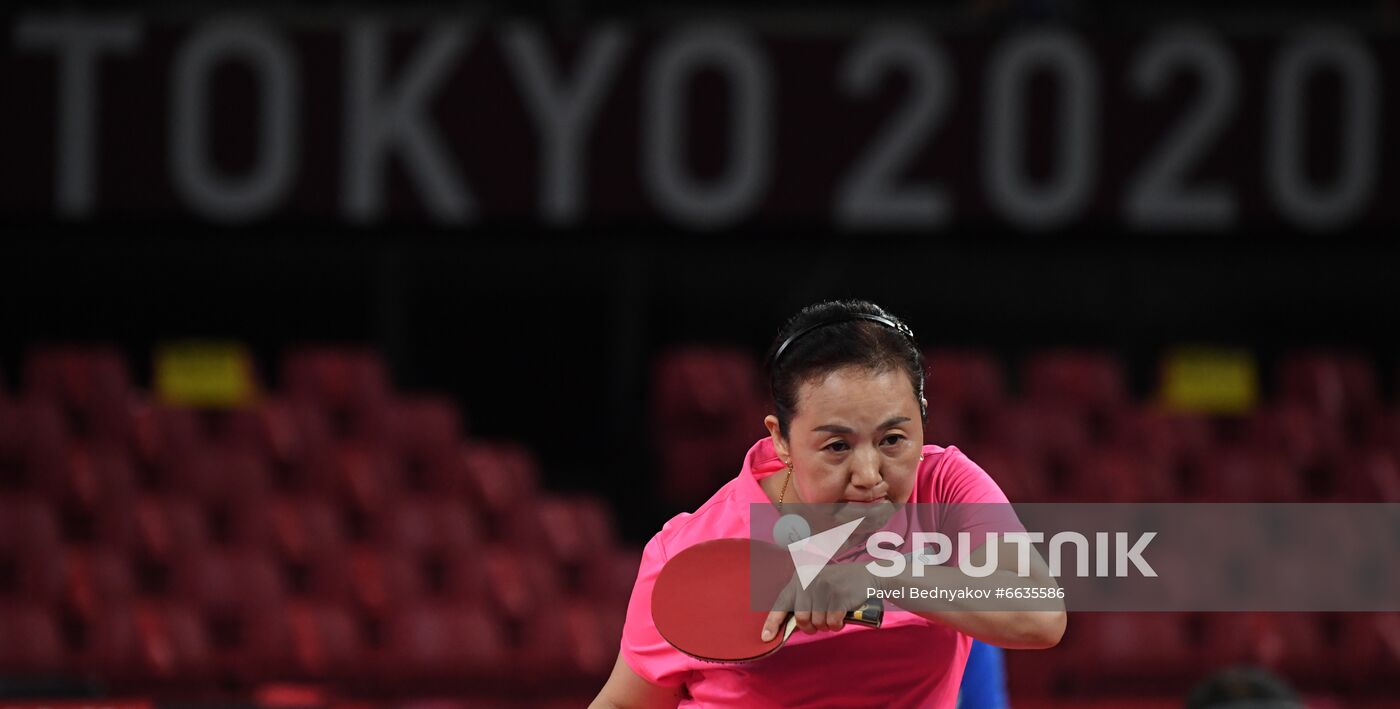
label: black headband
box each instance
[770,313,917,367]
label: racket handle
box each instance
[782,598,885,642]
[847,597,883,627]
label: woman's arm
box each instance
[883,537,1066,649]
[590,653,686,709]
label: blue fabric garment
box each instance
[957,640,1010,709]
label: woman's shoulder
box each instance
[644,475,754,562]
[918,442,971,477]
[916,442,1010,504]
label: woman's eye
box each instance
[825,440,850,452]
[882,434,906,446]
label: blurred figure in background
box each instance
[1185,666,1303,709]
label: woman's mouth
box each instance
[844,496,887,505]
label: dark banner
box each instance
[2,14,1397,231]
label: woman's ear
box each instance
[764,414,789,462]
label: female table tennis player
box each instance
[591,300,1065,708]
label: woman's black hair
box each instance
[763,299,925,440]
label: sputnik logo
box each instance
[785,517,865,589]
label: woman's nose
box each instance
[850,448,882,488]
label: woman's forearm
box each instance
[872,565,1066,649]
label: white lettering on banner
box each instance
[344,20,474,223]
[1004,531,1045,576]
[984,29,1097,229]
[1049,531,1089,577]
[643,24,772,228]
[1267,29,1378,230]
[866,530,907,576]
[14,16,141,218]
[865,531,1156,578]
[1116,531,1158,577]
[172,17,298,221]
[1125,27,1238,231]
[5,16,1392,230]
[835,26,952,229]
[501,23,628,225]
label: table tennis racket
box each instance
[651,537,883,663]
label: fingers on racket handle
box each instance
[846,597,883,627]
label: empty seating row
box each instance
[0,493,622,565]
[967,443,1400,502]
[0,395,464,469]
[651,347,1400,506]
[1005,612,1399,695]
[0,543,638,621]
[654,347,1393,419]
[0,597,624,682]
[0,434,545,515]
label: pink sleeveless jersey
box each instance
[620,437,1011,708]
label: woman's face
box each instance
[765,365,925,507]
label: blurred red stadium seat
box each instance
[1022,350,1129,414]
[128,401,202,471]
[579,547,641,607]
[302,444,403,526]
[101,494,211,560]
[1360,406,1400,455]
[23,346,133,442]
[0,603,66,672]
[980,402,1092,468]
[1276,351,1380,421]
[235,495,348,564]
[377,495,481,556]
[923,349,1006,413]
[508,494,617,565]
[960,445,1053,502]
[389,396,465,486]
[241,601,365,680]
[1,545,65,603]
[1059,613,1198,691]
[172,548,286,614]
[651,347,769,507]
[1336,612,1400,690]
[460,440,541,527]
[1243,404,1346,474]
[63,546,136,620]
[652,347,763,423]
[84,601,214,680]
[309,547,425,615]
[1105,406,1214,467]
[377,604,505,680]
[1066,447,1181,502]
[655,436,743,512]
[520,600,622,677]
[922,402,966,448]
[1325,448,1400,502]
[1190,447,1305,502]
[48,444,139,517]
[138,448,272,507]
[481,546,565,621]
[0,494,62,554]
[281,348,392,440]
[0,398,69,487]
[1202,613,1331,684]
[217,399,332,473]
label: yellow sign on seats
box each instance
[155,340,257,408]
